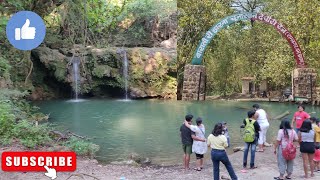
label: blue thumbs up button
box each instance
[6,11,46,51]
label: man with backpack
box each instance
[241,110,260,170]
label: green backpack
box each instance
[243,118,256,143]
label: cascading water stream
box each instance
[117,48,130,100]
[123,51,129,100]
[72,57,80,100]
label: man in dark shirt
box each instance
[241,110,261,170]
[180,114,194,170]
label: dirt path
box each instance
[1,146,320,180]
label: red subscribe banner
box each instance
[2,152,76,171]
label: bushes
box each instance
[0,56,11,79]
[11,120,52,148]
[0,91,52,148]
[0,89,99,158]
[63,137,100,157]
[0,102,15,142]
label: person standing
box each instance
[274,119,298,180]
[299,120,315,178]
[241,110,260,170]
[314,145,320,172]
[291,105,310,134]
[253,104,270,152]
[222,122,230,147]
[184,117,207,171]
[310,117,320,147]
[180,114,194,170]
[207,123,238,180]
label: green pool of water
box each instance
[35,99,320,165]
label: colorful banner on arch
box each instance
[191,13,305,68]
[252,14,305,67]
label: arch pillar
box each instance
[182,65,206,101]
[292,68,317,102]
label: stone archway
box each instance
[182,13,316,101]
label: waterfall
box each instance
[72,57,80,100]
[123,51,129,100]
[116,48,130,100]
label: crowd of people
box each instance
[179,104,320,180]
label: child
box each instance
[222,121,230,147]
[314,145,320,172]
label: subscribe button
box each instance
[1,152,76,171]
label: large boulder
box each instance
[130,88,148,98]
[160,36,177,49]
[32,47,69,82]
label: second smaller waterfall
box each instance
[72,57,81,100]
[123,51,129,100]
[117,49,130,100]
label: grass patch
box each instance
[63,137,100,157]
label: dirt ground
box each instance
[1,145,320,180]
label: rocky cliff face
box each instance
[30,45,176,100]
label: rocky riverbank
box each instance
[1,145,320,180]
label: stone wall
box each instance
[182,64,206,100]
[292,68,317,100]
[312,87,320,105]
[316,87,320,99]
[241,77,255,94]
[260,80,268,91]
[241,80,250,94]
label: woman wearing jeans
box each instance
[207,123,237,180]
[242,110,261,170]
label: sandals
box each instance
[193,167,201,171]
[256,149,264,152]
[274,177,284,180]
[300,175,308,179]
[241,169,248,173]
[274,175,292,180]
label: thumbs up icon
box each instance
[15,19,36,40]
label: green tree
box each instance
[177,0,234,97]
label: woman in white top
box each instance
[253,104,270,152]
[274,119,298,180]
[184,117,207,171]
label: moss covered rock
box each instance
[31,45,176,99]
